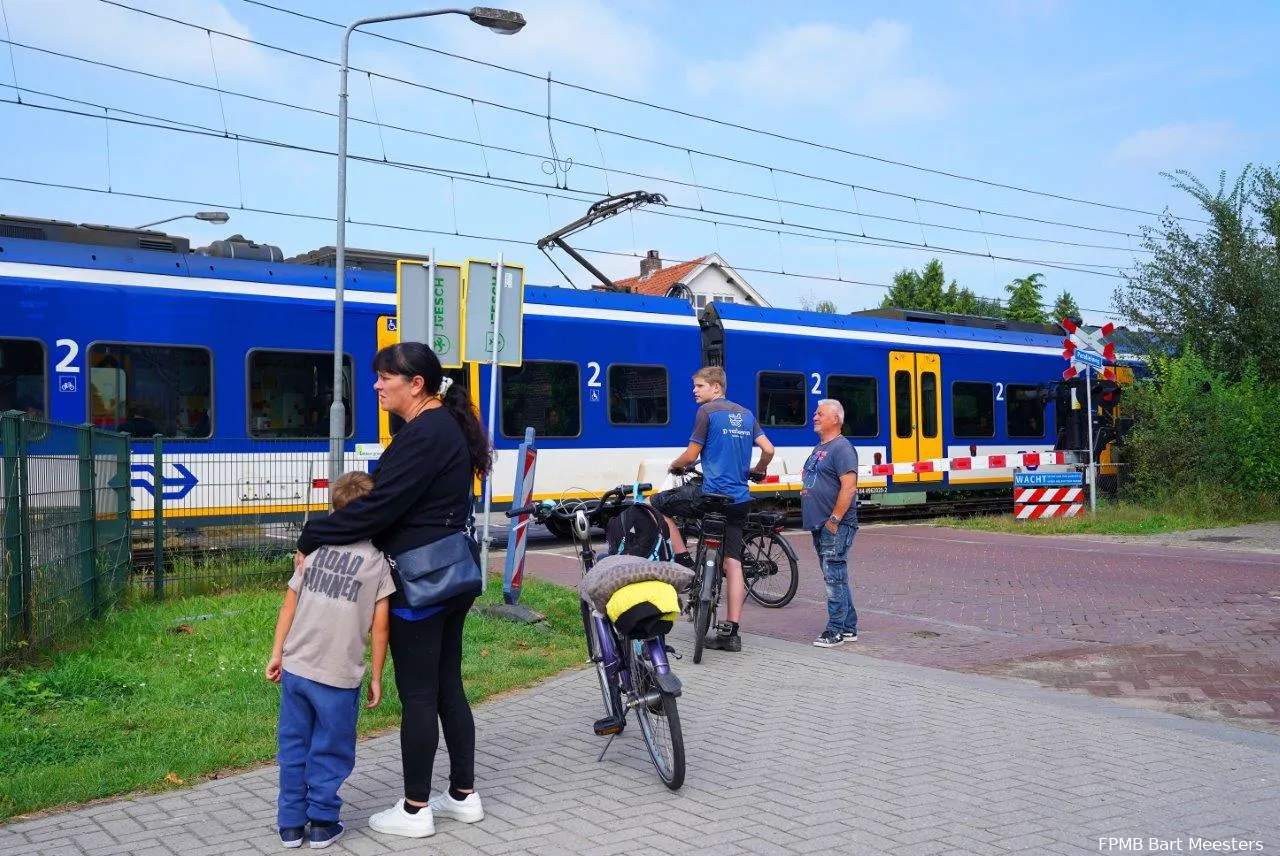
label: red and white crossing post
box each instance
[1060,318,1116,514]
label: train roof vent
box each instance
[286,245,430,273]
[0,220,47,240]
[0,215,192,253]
[197,234,284,262]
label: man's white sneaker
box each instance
[428,791,485,823]
[368,799,435,838]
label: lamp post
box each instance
[135,211,230,229]
[329,6,526,499]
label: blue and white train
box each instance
[0,215,1070,526]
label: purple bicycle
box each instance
[507,485,686,790]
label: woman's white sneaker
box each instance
[428,791,485,823]
[368,799,435,838]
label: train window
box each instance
[608,364,669,426]
[1006,384,1046,438]
[247,350,353,439]
[920,372,938,438]
[501,361,580,438]
[828,375,877,437]
[894,370,913,438]
[758,372,805,427]
[88,343,213,439]
[0,338,47,418]
[953,381,995,438]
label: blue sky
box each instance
[1,0,1276,323]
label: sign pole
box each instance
[1084,364,1096,514]
[426,250,436,354]
[480,255,505,591]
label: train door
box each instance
[888,351,942,483]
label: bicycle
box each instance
[506,485,686,790]
[665,468,800,642]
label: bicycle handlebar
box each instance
[668,464,766,483]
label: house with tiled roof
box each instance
[611,250,770,308]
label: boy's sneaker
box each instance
[703,622,741,652]
[306,822,344,849]
[842,630,858,642]
[279,827,305,849]
[813,630,844,648]
[369,799,435,838]
[428,790,485,823]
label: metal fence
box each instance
[1,412,131,661]
[130,437,331,599]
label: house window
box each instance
[608,364,668,425]
[721,295,735,303]
[248,350,353,439]
[953,381,995,438]
[695,294,707,308]
[501,361,580,438]
[89,343,214,438]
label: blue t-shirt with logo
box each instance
[691,399,764,504]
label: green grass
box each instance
[938,489,1280,535]
[0,575,585,821]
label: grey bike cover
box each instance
[579,554,694,614]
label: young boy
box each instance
[265,471,395,849]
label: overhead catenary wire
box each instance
[0,36,1157,258]
[0,92,1130,283]
[89,2,1179,241]
[240,0,1208,226]
[0,171,1130,318]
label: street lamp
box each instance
[135,211,230,229]
[328,6,526,497]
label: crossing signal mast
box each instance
[1059,318,1118,513]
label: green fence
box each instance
[1,412,132,662]
[129,438,317,599]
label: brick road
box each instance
[3,524,1278,854]
[524,523,1280,734]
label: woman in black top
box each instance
[295,342,492,838]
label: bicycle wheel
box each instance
[629,645,686,790]
[743,530,799,608]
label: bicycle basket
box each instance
[606,580,680,640]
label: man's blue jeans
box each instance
[277,670,359,828]
[811,523,857,635]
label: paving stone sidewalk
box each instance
[3,627,1277,856]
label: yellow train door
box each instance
[888,351,943,483]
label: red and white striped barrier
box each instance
[864,450,1075,478]
[1015,501,1084,519]
[1014,487,1083,504]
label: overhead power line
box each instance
[94,1,1181,240]
[241,0,1206,225]
[0,92,1131,283]
[0,172,1125,318]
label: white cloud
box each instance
[442,0,660,91]
[1111,121,1242,166]
[3,0,276,83]
[685,20,948,123]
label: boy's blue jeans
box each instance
[810,523,858,635]
[277,670,359,829]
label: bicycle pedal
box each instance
[593,714,626,736]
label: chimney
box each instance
[639,249,662,279]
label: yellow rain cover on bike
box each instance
[606,580,680,640]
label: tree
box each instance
[799,291,839,313]
[1114,165,1280,383]
[1051,290,1081,324]
[1004,273,1048,324]
[882,259,1004,317]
